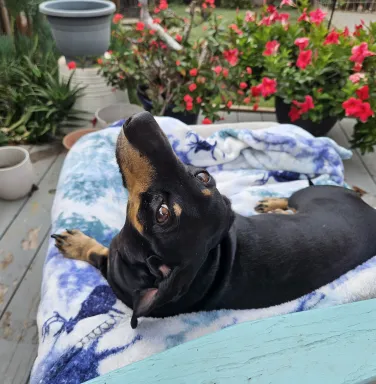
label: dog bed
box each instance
[31,118,376,384]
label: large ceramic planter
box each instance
[58,57,126,115]
[39,0,115,60]
[0,147,34,200]
[95,103,145,129]
[275,97,337,137]
[137,86,199,125]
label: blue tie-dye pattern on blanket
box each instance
[31,117,376,384]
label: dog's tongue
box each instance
[122,111,180,172]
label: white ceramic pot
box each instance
[58,56,127,116]
[0,147,34,200]
[95,103,145,129]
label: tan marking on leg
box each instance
[52,230,108,264]
[202,188,211,196]
[116,130,154,234]
[255,198,289,213]
[173,203,182,216]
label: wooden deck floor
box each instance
[1,114,376,384]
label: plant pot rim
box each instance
[39,0,115,18]
[0,147,29,172]
[63,128,98,150]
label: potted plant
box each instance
[226,0,376,143]
[98,0,239,125]
[39,0,116,61]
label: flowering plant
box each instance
[227,0,376,153]
[98,0,240,124]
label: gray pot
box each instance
[95,103,144,129]
[39,0,116,60]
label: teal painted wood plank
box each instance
[86,299,376,384]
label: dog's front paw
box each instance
[255,198,289,213]
[52,229,96,261]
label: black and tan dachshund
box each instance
[53,112,376,328]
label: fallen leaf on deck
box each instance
[0,284,8,304]
[1,311,12,338]
[21,227,41,250]
[0,251,13,270]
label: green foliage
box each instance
[219,0,252,9]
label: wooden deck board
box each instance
[0,235,49,384]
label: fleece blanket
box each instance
[31,117,376,384]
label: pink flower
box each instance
[246,67,252,74]
[350,43,375,64]
[67,61,76,70]
[280,0,296,7]
[353,62,362,72]
[184,94,193,103]
[278,13,290,25]
[227,100,233,108]
[113,13,124,24]
[239,82,248,89]
[267,5,277,13]
[309,9,326,26]
[263,40,280,56]
[244,97,251,104]
[189,68,198,76]
[294,37,309,51]
[189,83,197,92]
[213,66,222,75]
[136,22,145,31]
[153,18,161,24]
[229,24,243,35]
[260,77,277,97]
[289,106,301,122]
[349,72,365,83]
[196,97,202,103]
[223,49,239,66]
[222,68,229,78]
[186,102,193,111]
[97,58,103,65]
[354,24,363,37]
[253,103,259,111]
[159,0,168,10]
[176,60,181,66]
[298,8,309,22]
[342,26,350,37]
[245,11,255,22]
[324,30,340,45]
[202,118,212,124]
[356,85,369,100]
[175,34,182,42]
[297,50,312,70]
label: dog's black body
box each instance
[54,112,376,328]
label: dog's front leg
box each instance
[52,230,109,276]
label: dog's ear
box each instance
[131,288,159,329]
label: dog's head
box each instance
[116,112,234,327]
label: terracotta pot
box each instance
[0,147,34,200]
[63,128,98,150]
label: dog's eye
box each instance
[156,204,170,223]
[196,172,210,184]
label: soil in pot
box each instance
[137,85,199,125]
[275,97,337,137]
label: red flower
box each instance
[342,97,362,116]
[294,37,309,51]
[159,0,168,10]
[67,61,76,70]
[251,85,262,97]
[189,68,198,76]
[342,26,350,37]
[136,22,145,31]
[186,102,193,111]
[289,106,301,122]
[297,50,312,70]
[260,77,277,97]
[324,30,340,45]
[184,94,193,103]
[113,13,124,24]
[227,100,233,108]
[154,7,161,13]
[240,82,248,89]
[223,49,239,66]
[263,40,280,56]
[97,58,103,65]
[189,83,197,92]
[196,97,202,103]
[175,34,183,43]
[244,97,251,104]
[309,9,326,25]
[253,104,259,111]
[202,118,212,124]
[213,66,222,75]
[202,2,207,8]
[355,102,374,122]
[153,18,161,24]
[229,24,243,35]
[246,67,252,74]
[176,60,181,66]
[245,11,255,22]
[278,13,290,25]
[149,30,156,35]
[293,95,315,113]
[267,5,277,13]
[356,85,369,100]
[297,8,309,22]
[354,24,363,37]
[350,43,375,64]
[222,68,229,78]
